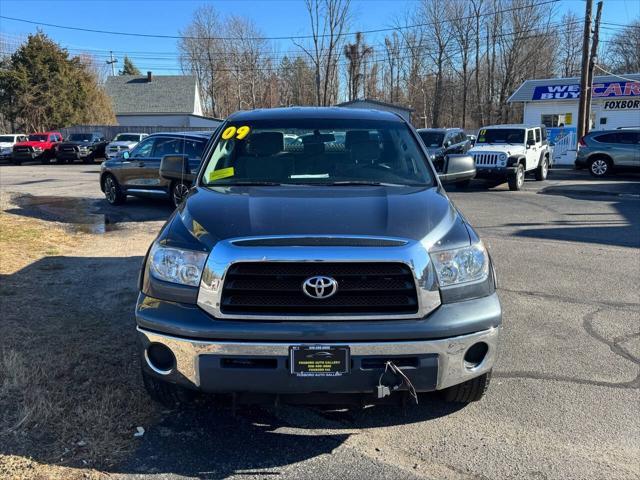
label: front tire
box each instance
[455,179,471,189]
[103,174,127,205]
[589,157,610,177]
[142,370,196,408]
[170,181,191,208]
[535,156,549,181]
[508,164,525,191]
[441,370,491,403]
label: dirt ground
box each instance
[0,192,162,479]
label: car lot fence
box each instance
[61,125,219,140]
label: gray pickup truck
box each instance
[136,107,501,406]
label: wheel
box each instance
[507,164,525,191]
[142,369,196,408]
[455,179,471,189]
[41,156,51,165]
[441,370,491,403]
[535,156,549,181]
[82,154,95,164]
[11,159,22,166]
[589,157,610,177]
[56,157,67,165]
[103,174,127,205]
[171,181,191,208]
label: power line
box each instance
[0,0,562,41]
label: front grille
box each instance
[62,146,76,152]
[220,262,418,316]
[473,153,501,167]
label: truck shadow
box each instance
[0,255,464,479]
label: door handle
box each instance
[137,161,145,167]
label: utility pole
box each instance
[106,51,118,76]
[577,0,593,145]
[584,1,603,136]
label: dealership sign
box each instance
[532,81,640,100]
[603,99,640,110]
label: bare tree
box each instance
[604,19,640,73]
[344,32,373,100]
[298,0,351,106]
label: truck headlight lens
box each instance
[430,242,489,287]
[499,153,507,161]
[148,243,208,287]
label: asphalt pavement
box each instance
[1,162,638,479]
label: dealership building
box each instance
[508,73,640,164]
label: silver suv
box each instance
[576,129,640,177]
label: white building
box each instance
[508,73,640,164]
[105,72,222,128]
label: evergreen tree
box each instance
[0,32,115,131]
[119,56,141,76]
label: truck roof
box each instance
[227,107,404,123]
[480,124,541,130]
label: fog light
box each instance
[464,342,488,369]
[145,343,175,375]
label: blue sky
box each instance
[1,0,638,75]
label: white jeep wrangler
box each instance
[468,124,551,191]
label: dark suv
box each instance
[576,129,640,177]
[135,107,498,408]
[100,132,213,207]
[417,128,471,172]
[56,132,107,164]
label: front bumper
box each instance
[12,151,41,160]
[474,166,516,178]
[138,326,500,394]
[57,151,90,160]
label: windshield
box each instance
[477,128,525,144]
[28,134,47,142]
[418,131,445,148]
[0,136,15,142]
[69,134,93,142]
[114,134,142,142]
[200,119,435,187]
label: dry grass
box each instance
[0,197,159,478]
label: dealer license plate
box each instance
[290,345,350,377]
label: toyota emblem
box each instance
[302,276,338,299]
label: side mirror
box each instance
[527,139,536,147]
[438,154,476,185]
[160,154,194,181]
[121,150,130,160]
[444,140,451,148]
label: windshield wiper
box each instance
[327,180,424,187]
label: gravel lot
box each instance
[1,162,638,480]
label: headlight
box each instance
[33,146,43,152]
[499,153,507,161]
[430,242,489,287]
[148,243,208,287]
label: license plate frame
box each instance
[290,345,350,377]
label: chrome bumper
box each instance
[137,326,500,391]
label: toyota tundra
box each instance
[136,107,500,407]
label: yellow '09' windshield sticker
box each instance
[221,125,251,140]
[209,167,235,182]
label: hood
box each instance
[60,141,92,147]
[173,185,465,250]
[0,142,14,148]
[469,144,525,156]
[108,141,137,147]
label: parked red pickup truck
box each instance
[12,132,63,165]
